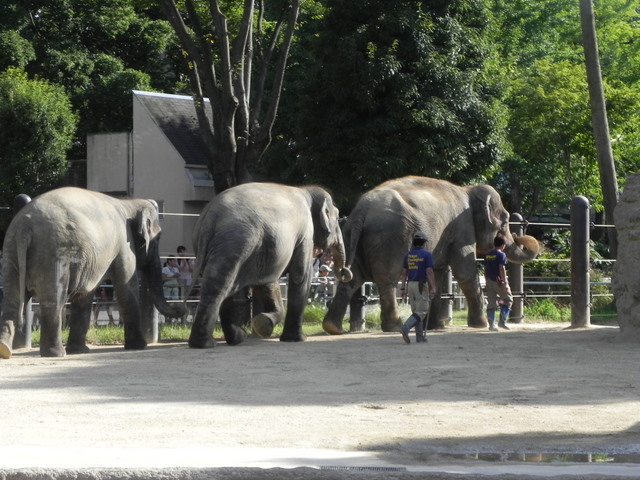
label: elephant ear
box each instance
[319,197,331,234]
[137,202,160,254]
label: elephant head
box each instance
[307,187,353,283]
[469,185,540,264]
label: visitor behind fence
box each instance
[483,235,513,331]
[162,255,181,301]
[314,264,334,304]
[177,245,195,298]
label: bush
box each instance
[524,298,569,322]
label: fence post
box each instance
[509,213,524,323]
[571,196,591,328]
[445,267,453,325]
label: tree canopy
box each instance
[261,0,505,208]
[0,0,639,246]
[0,68,77,228]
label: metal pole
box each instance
[571,196,590,328]
[509,213,524,323]
[445,267,453,326]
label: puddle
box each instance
[424,453,640,464]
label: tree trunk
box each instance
[579,0,619,257]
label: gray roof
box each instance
[133,90,211,167]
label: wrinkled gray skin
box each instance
[189,183,353,348]
[322,176,540,334]
[0,187,184,358]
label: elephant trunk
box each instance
[504,234,540,264]
[139,243,186,329]
[330,239,353,283]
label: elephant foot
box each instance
[280,330,306,342]
[40,344,67,358]
[252,313,276,339]
[0,321,15,358]
[0,341,12,359]
[468,317,489,329]
[124,339,147,350]
[65,343,91,355]
[322,319,344,335]
[349,320,366,333]
[381,319,403,332]
[224,325,247,346]
[188,336,216,349]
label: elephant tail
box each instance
[16,222,32,320]
[345,202,368,271]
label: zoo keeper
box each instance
[483,235,513,331]
[399,231,436,344]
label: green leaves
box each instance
[265,0,502,207]
[0,69,77,213]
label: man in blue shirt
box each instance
[483,235,513,331]
[399,232,436,344]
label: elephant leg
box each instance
[0,275,31,358]
[66,294,94,355]
[449,254,487,328]
[190,299,221,348]
[427,269,447,330]
[111,254,147,350]
[189,262,239,348]
[0,299,21,359]
[114,282,147,351]
[457,276,487,328]
[252,283,285,339]
[38,300,67,358]
[280,250,311,343]
[0,320,15,359]
[323,263,366,335]
[219,291,250,346]
[348,288,367,332]
[378,280,403,332]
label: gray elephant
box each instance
[0,187,185,358]
[322,176,540,334]
[189,182,353,348]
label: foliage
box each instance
[488,0,640,221]
[500,60,599,215]
[0,68,77,230]
[159,0,303,192]
[0,1,183,158]
[523,298,569,322]
[262,0,505,209]
[303,302,329,324]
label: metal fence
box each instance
[16,196,616,328]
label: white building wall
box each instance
[131,94,197,256]
[86,132,130,194]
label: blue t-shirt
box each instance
[484,248,507,281]
[403,247,434,282]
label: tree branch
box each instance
[252,0,300,160]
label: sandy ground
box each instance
[1,321,639,479]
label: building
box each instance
[87,90,214,255]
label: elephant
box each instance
[0,187,185,358]
[322,176,540,334]
[188,182,353,348]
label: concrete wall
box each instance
[86,132,130,194]
[87,92,215,258]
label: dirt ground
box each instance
[1,321,639,479]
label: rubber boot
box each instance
[415,317,427,343]
[401,314,418,344]
[487,310,498,332]
[499,306,511,330]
